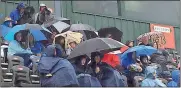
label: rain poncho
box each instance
[8,40,32,55]
[141,66,166,87]
[167,70,180,87]
[99,63,126,87]
[77,74,102,87]
[38,45,79,87]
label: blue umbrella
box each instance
[0,25,11,37]
[121,45,157,69]
[4,24,47,42]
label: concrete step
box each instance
[3,79,13,82]
[5,73,13,76]
[31,80,40,84]
[1,63,8,66]
[30,75,39,78]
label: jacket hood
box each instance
[144,66,157,78]
[17,2,25,9]
[171,70,180,83]
[43,45,55,57]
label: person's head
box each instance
[14,32,22,42]
[69,41,77,49]
[68,39,77,49]
[79,55,88,66]
[91,52,102,64]
[126,40,134,47]
[43,45,58,57]
[140,55,150,65]
[39,3,46,12]
[4,17,12,27]
[17,2,25,14]
[55,36,65,46]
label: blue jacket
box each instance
[10,9,21,25]
[30,41,44,54]
[141,66,166,87]
[167,70,180,87]
[8,40,32,55]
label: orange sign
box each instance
[150,23,175,49]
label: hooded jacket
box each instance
[141,66,166,87]
[10,3,25,25]
[38,45,79,87]
[167,70,180,87]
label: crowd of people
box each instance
[0,2,180,87]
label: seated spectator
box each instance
[167,70,180,87]
[66,39,78,56]
[141,66,166,87]
[8,32,33,67]
[54,35,67,58]
[38,45,79,87]
[29,34,44,56]
[2,17,13,28]
[73,55,93,75]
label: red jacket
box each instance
[101,53,120,68]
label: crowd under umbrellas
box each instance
[0,4,180,87]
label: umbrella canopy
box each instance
[98,27,123,42]
[121,45,157,68]
[137,32,164,45]
[52,21,70,33]
[62,24,98,40]
[53,31,83,48]
[0,25,11,37]
[68,38,125,59]
[4,24,48,42]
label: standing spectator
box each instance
[10,2,25,26]
[34,3,47,23]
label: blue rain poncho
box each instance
[141,66,166,87]
[167,70,180,87]
[38,45,79,87]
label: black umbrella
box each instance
[98,27,123,42]
[68,38,125,59]
[62,24,98,40]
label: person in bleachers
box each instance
[8,32,33,67]
[141,66,166,87]
[38,45,79,87]
[2,17,13,28]
[54,36,67,58]
[10,2,25,26]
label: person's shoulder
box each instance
[10,9,18,14]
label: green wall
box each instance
[62,1,180,53]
